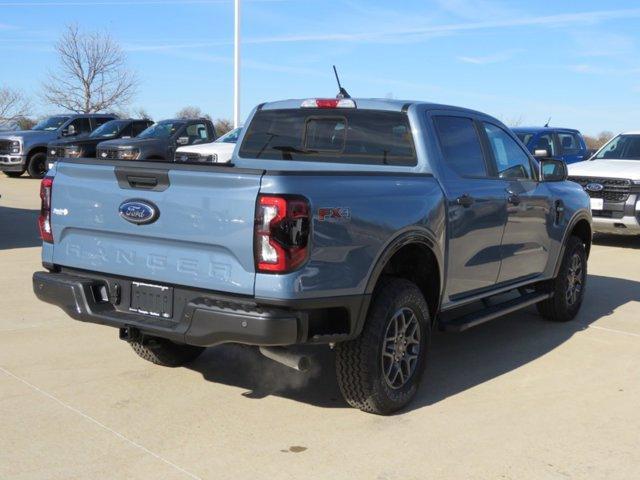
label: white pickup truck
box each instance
[568,131,640,235]
[174,127,242,164]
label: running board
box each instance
[439,292,552,333]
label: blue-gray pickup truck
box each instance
[32,98,592,414]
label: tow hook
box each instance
[259,346,311,372]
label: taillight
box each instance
[38,176,54,243]
[255,195,310,273]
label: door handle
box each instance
[456,194,475,208]
[506,189,521,206]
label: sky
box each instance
[1,0,640,135]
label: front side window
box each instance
[185,123,212,145]
[433,116,487,177]
[138,121,185,139]
[594,134,640,160]
[535,133,556,157]
[132,121,152,137]
[558,132,582,155]
[239,109,416,166]
[32,116,70,131]
[516,132,534,145]
[483,123,533,179]
[68,117,92,135]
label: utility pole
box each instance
[234,0,241,128]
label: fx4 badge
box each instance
[318,207,351,222]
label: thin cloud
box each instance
[458,49,523,65]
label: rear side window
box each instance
[433,116,487,177]
[558,132,582,154]
[239,109,416,166]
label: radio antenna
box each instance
[544,117,552,128]
[333,65,351,99]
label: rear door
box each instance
[50,161,263,295]
[557,130,586,164]
[480,122,551,283]
[431,113,508,300]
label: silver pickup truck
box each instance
[32,98,591,414]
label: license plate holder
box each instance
[130,281,174,319]
[590,198,604,211]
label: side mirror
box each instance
[177,136,189,145]
[533,148,549,159]
[540,158,568,182]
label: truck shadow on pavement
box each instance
[593,233,640,250]
[0,206,40,250]
[187,272,639,412]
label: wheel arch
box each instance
[553,212,592,278]
[363,229,443,326]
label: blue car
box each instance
[513,127,589,164]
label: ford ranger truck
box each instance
[32,98,592,415]
[568,131,640,235]
[0,113,117,178]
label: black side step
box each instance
[439,292,552,333]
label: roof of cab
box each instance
[512,126,581,133]
[259,98,493,117]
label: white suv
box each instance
[174,127,242,164]
[568,131,640,235]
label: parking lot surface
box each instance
[1,174,639,480]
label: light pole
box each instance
[233,0,241,128]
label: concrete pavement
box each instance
[1,174,639,480]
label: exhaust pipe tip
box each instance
[259,346,311,372]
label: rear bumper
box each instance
[33,270,369,347]
[0,154,26,171]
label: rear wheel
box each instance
[3,171,24,178]
[335,277,431,415]
[129,336,205,367]
[537,235,587,322]
[27,152,48,179]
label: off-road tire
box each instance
[27,152,48,179]
[537,235,587,322]
[3,171,24,178]
[335,277,431,415]
[129,336,205,367]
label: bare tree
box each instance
[584,131,614,150]
[133,107,152,120]
[42,24,138,113]
[214,118,233,135]
[176,106,210,120]
[0,86,31,122]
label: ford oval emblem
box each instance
[119,199,159,225]
[585,182,604,192]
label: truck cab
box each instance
[513,127,589,165]
[0,113,117,178]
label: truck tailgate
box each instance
[50,161,263,295]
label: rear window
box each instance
[238,109,417,166]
